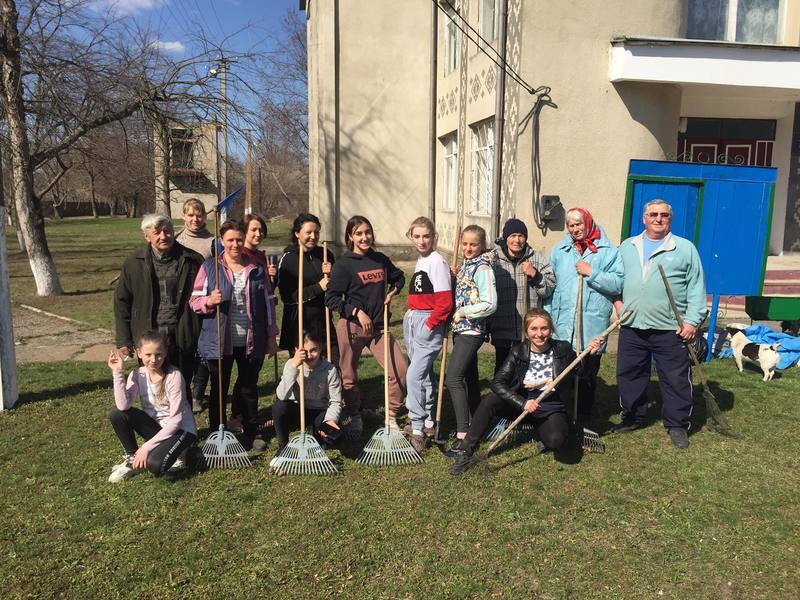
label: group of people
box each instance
[107,195,706,481]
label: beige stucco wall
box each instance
[504,0,685,253]
[307,0,432,255]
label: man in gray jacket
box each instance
[489,218,556,373]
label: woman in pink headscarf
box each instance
[544,207,623,428]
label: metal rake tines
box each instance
[483,418,536,442]
[356,427,423,466]
[581,428,605,454]
[200,426,251,469]
[272,432,338,476]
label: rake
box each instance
[470,313,631,466]
[273,244,338,475]
[483,417,536,442]
[573,274,605,454]
[658,265,737,438]
[433,227,461,448]
[324,242,333,362]
[200,209,251,469]
[357,305,423,466]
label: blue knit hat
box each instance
[502,218,528,240]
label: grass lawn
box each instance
[2,217,800,597]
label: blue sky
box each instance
[98,0,300,55]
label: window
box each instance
[441,133,458,212]
[687,0,783,44]
[170,129,194,169]
[469,120,494,216]
[479,0,498,46]
[444,5,460,74]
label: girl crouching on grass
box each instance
[444,225,497,458]
[107,330,197,483]
[449,308,603,476]
[403,217,453,453]
[272,328,343,456]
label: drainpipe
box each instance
[428,2,439,222]
[491,0,509,241]
[333,0,341,244]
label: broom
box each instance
[272,244,338,475]
[433,227,461,447]
[357,304,423,465]
[573,274,605,453]
[466,312,631,467]
[200,219,251,469]
[657,265,737,438]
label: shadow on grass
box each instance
[17,378,109,407]
[63,288,112,296]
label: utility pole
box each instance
[245,131,253,215]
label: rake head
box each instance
[581,428,605,454]
[271,432,338,476]
[482,418,536,442]
[356,427,423,466]
[200,425,251,469]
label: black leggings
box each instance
[462,393,569,455]
[574,354,602,422]
[271,399,328,449]
[108,407,196,474]
[445,333,485,433]
[207,347,264,438]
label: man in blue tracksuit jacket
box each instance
[614,199,707,448]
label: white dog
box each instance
[727,329,780,382]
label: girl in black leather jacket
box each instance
[450,308,603,475]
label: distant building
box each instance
[303,0,800,255]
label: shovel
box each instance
[272,244,338,475]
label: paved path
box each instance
[12,304,113,364]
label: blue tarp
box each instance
[722,325,800,370]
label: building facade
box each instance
[303,0,800,256]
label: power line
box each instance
[434,0,541,96]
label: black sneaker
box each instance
[668,427,689,449]
[445,438,467,459]
[611,421,643,434]
[449,452,481,476]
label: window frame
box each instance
[687,0,787,44]
[479,0,498,47]
[440,133,458,213]
[443,5,460,75]
[469,119,494,217]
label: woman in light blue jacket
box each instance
[544,208,623,427]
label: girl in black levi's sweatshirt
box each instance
[325,216,407,437]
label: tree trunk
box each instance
[150,112,171,216]
[88,169,98,218]
[0,205,18,409]
[0,0,63,295]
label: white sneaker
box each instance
[108,463,140,483]
[387,416,401,432]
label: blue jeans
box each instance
[403,310,444,432]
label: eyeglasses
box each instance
[646,212,671,219]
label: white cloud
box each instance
[91,0,165,16]
[151,39,186,54]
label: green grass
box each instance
[3,217,800,597]
[6,216,291,330]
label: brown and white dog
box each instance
[726,327,780,382]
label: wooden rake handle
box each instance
[435,226,462,424]
[298,244,306,430]
[484,311,632,456]
[324,242,332,362]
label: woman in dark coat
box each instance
[449,307,602,475]
[277,213,337,362]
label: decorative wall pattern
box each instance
[455,0,470,231]
[500,0,523,223]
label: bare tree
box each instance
[0,0,270,295]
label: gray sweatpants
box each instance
[403,309,444,432]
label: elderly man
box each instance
[614,200,707,448]
[115,214,204,399]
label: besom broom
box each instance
[356,304,423,466]
[271,243,338,475]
